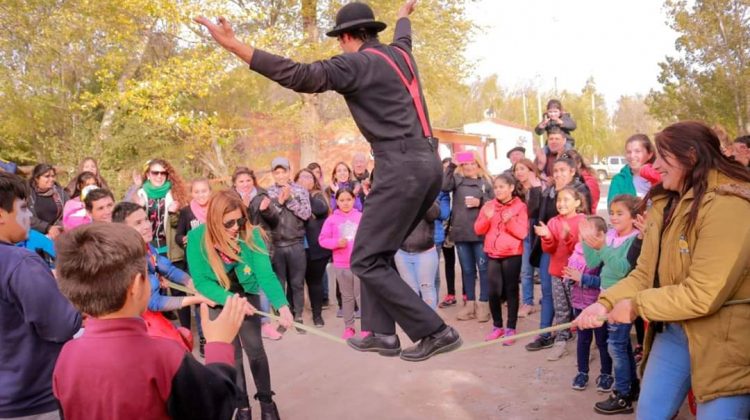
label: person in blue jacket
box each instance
[16,228,56,268]
[112,202,213,311]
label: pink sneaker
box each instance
[261,323,283,341]
[484,327,505,342]
[360,330,371,338]
[342,327,356,340]
[503,329,516,346]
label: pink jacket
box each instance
[318,209,362,268]
[541,213,586,277]
[62,198,91,231]
[474,197,528,258]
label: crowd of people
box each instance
[2,0,750,417]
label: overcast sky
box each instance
[464,0,680,110]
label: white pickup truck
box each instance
[591,156,627,181]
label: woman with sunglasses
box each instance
[135,159,189,261]
[187,189,293,420]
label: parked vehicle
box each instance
[591,156,626,181]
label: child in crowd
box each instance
[52,223,243,419]
[318,189,363,339]
[535,99,577,148]
[581,195,642,415]
[563,216,613,392]
[535,187,588,361]
[112,202,211,313]
[0,172,81,419]
[474,173,528,345]
[62,172,98,230]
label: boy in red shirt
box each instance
[52,223,246,419]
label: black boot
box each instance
[259,401,280,420]
[399,325,462,362]
[594,390,634,415]
[347,333,401,356]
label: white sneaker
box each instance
[546,341,568,361]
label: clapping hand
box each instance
[483,205,495,219]
[534,221,551,238]
[634,214,647,239]
[563,266,583,283]
[579,219,605,250]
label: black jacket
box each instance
[400,202,440,253]
[249,18,430,143]
[246,187,278,253]
[175,206,197,251]
[442,165,494,243]
[305,191,332,261]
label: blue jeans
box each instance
[538,252,554,337]
[395,248,439,309]
[637,323,750,419]
[520,228,535,306]
[455,241,489,302]
[608,322,636,396]
[434,245,442,297]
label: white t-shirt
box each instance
[633,175,651,198]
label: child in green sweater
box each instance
[579,194,642,415]
[187,190,293,420]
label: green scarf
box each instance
[143,180,172,199]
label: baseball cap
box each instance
[271,157,290,171]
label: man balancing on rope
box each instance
[196,0,461,361]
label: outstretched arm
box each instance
[194,17,254,65]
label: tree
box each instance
[612,94,661,146]
[647,0,750,137]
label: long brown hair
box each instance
[143,158,189,206]
[203,190,265,289]
[643,121,750,232]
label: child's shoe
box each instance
[438,294,457,308]
[261,323,283,341]
[484,327,504,341]
[596,374,614,393]
[360,330,371,338]
[571,372,589,391]
[594,391,634,415]
[342,327,356,340]
[525,335,554,352]
[502,329,516,346]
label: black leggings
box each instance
[209,293,273,408]
[442,245,458,296]
[487,256,522,330]
[305,256,327,318]
[634,317,645,346]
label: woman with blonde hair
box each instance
[186,189,293,420]
[442,150,495,321]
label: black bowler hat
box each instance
[506,146,526,159]
[326,2,387,38]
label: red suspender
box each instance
[365,47,432,138]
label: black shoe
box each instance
[347,333,401,357]
[400,326,462,362]
[594,391,634,415]
[525,335,554,352]
[198,337,206,358]
[322,299,330,309]
[236,407,252,420]
[294,318,306,335]
[313,316,325,328]
[259,401,280,420]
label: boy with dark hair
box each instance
[0,172,81,419]
[83,188,115,223]
[53,223,243,419]
[111,202,211,313]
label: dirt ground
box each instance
[202,278,692,420]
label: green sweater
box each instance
[186,224,288,309]
[607,165,637,208]
[583,235,637,289]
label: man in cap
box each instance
[196,0,461,361]
[506,146,526,166]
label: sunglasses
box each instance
[223,217,247,229]
[150,170,168,177]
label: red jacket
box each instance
[581,170,600,213]
[541,213,586,277]
[474,197,528,258]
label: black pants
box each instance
[171,260,192,329]
[305,255,327,318]
[487,256,522,330]
[634,317,645,346]
[209,293,272,408]
[272,243,306,318]
[441,245,457,296]
[351,138,445,342]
